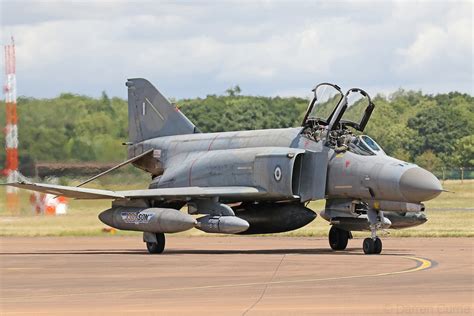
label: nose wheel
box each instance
[363,237,382,254]
[364,208,384,255]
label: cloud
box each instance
[396,3,472,85]
[0,0,472,99]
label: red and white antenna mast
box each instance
[4,36,19,214]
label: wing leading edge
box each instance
[2,182,265,200]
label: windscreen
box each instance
[308,84,343,123]
[348,137,375,156]
[360,135,385,155]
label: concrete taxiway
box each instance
[0,236,472,315]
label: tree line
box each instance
[0,89,472,172]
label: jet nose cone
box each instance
[399,167,443,202]
[98,209,114,226]
[418,213,428,223]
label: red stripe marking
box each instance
[208,134,219,151]
[188,157,199,186]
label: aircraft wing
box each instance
[3,181,265,200]
[4,182,125,199]
[117,187,265,199]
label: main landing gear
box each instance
[144,232,166,254]
[328,226,351,250]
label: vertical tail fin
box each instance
[126,78,198,143]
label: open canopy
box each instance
[302,84,375,133]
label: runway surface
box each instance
[1,236,472,315]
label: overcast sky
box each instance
[0,0,472,99]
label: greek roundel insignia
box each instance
[274,166,282,182]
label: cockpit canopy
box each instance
[303,83,343,126]
[302,84,374,133]
[338,88,374,132]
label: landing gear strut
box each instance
[144,232,166,254]
[363,208,384,255]
[329,226,351,250]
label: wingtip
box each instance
[0,180,32,186]
[0,182,17,186]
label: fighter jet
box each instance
[5,79,443,254]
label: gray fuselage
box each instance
[129,127,441,204]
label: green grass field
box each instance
[0,179,472,237]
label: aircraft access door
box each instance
[292,149,329,202]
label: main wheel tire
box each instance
[363,237,375,254]
[329,226,349,250]
[373,237,382,254]
[146,233,166,254]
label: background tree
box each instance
[453,135,474,167]
[0,89,472,173]
[414,150,442,172]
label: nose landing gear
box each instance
[363,236,382,254]
[363,208,385,254]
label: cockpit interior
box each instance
[301,83,384,156]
